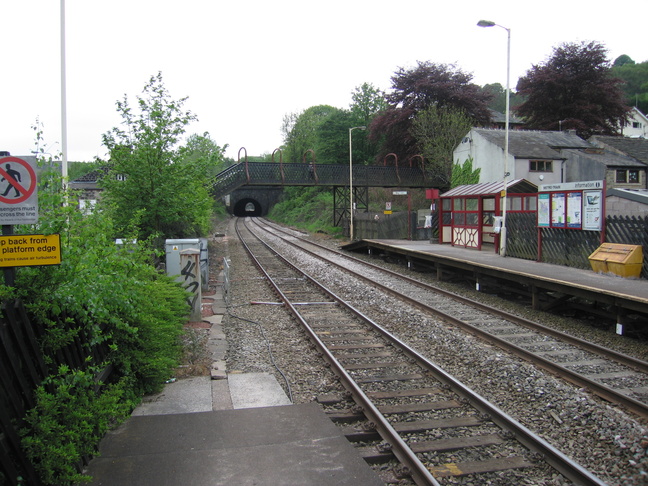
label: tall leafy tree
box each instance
[516,41,630,137]
[316,109,363,164]
[350,82,388,126]
[481,83,525,114]
[612,56,648,115]
[101,73,212,246]
[410,105,473,187]
[369,61,492,165]
[281,105,340,163]
[177,131,230,177]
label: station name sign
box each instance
[0,234,61,267]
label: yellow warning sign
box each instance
[0,234,61,267]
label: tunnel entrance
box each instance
[233,198,263,216]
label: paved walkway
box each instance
[85,270,383,486]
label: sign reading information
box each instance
[537,180,604,232]
[0,234,61,267]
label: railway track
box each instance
[236,218,607,485]
[251,217,648,420]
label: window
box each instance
[633,122,642,129]
[530,160,553,172]
[616,169,640,184]
[507,195,537,212]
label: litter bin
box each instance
[588,243,643,278]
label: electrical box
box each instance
[165,238,209,285]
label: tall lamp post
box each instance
[349,126,366,241]
[478,19,510,256]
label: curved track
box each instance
[236,218,607,485]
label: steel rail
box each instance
[254,218,648,419]
[258,218,648,373]
[235,219,440,485]
[238,218,607,486]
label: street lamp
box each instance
[478,19,510,256]
[349,126,366,241]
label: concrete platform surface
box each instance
[86,403,383,486]
[228,372,292,409]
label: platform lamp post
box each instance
[349,126,366,241]
[478,19,510,256]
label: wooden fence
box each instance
[0,300,111,486]
[506,213,648,278]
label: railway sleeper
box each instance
[429,456,536,478]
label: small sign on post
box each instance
[0,234,61,267]
[0,156,39,225]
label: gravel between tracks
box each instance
[213,217,648,485]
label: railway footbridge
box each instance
[213,156,435,223]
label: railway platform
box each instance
[85,271,383,486]
[343,239,648,334]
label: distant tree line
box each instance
[281,40,640,189]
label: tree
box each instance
[612,57,648,115]
[369,61,492,165]
[101,73,212,246]
[481,83,525,114]
[177,131,230,177]
[281,105,340,163]
[516,41,630,137]
[316,109,363,164]
[350,82,388,126]
[410,105,473,187]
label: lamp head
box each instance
[477,20,496,27]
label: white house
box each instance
[453,128,590,186]
[621,107,648,138]
[454,128,648,191]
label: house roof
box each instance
[441,179,537,197]
[473,128,591,160]
[588,135,648,165]
[69,166,110,184]
[561,148,645,169]
[487,109,524,125]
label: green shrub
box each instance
[21,367,133,485]
[14,168,190,484]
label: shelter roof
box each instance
[441,179,537,198]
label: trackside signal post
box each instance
[0,156,61,286]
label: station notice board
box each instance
[0,234,61,267]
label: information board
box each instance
[538,180,604,232]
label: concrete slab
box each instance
[132,376,213,416]
[86,403,383,486]
[228,372,292,409]
[211,379,233,410]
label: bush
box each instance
[14,171,190,484]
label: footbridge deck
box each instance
[211,161,431,199]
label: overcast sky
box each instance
[1,1,646,163]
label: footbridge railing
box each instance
[211,162,429,199]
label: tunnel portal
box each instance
[232,198,263,216]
